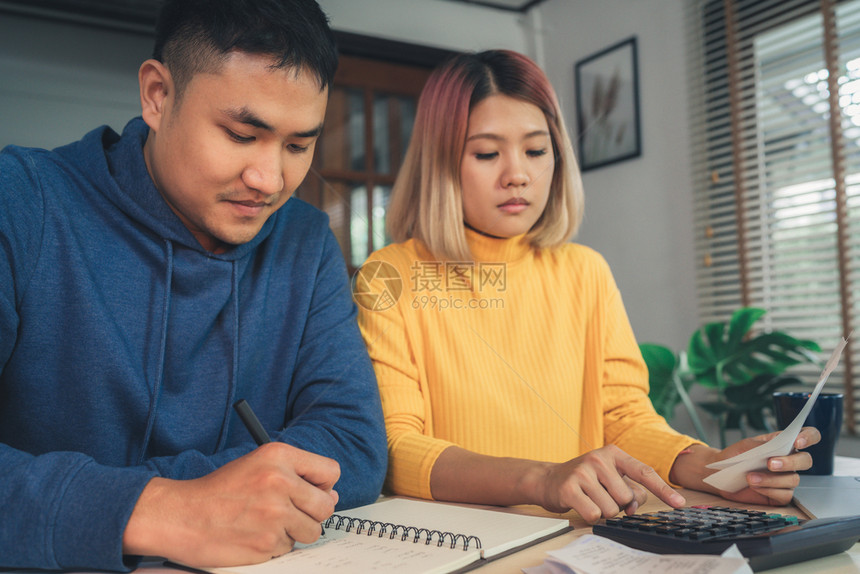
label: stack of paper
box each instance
[522,534,752,574]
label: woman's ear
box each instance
[139,59,172,131]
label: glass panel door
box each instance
[297,54,432,274]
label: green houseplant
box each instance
[641,307,821,447]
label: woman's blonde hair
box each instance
[387,49,585,261]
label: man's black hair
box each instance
[152,0,338,96]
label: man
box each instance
[0,0,386,570]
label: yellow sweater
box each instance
[358,228,698,500]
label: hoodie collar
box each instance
[101,117,276,260]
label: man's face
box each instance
[142,52,328,253]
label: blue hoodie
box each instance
[0,118,387,571]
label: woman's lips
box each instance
[498,197,529,214]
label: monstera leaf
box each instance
[686,307,820,390]
[641,343,683,420]
[640,343,707,440]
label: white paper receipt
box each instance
[702,336,849,493]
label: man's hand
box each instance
[671,427,821,506]
[537,445,686,523]
[123,442,340,567]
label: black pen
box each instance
[233,399,271,445]
[232,399,326,536]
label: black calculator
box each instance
[592,505,860,571]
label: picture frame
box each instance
[574,37,642,171]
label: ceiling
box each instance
[0,0,549,32]
[443,0,547,11]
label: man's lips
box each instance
[232,199,270,208]
[227,198,272,216]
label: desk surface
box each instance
[476,456,860,573]
[474,488,860,573]
[123,488,860,574]
[37,457,860,574]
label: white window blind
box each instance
[686,0,860,431]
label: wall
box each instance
[0,0,698,351]
[0,1,527,151]
[318,0,701,352]
[0,0,702,433]
[536,0,699,351]
[0,13,150,150]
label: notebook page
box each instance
[338,497,570,559]
[206,528,479,574]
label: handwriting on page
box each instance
[215,530,477,574]
[523,534,752,574]
[703,336,849,493]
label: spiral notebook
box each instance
[202,497,571,574]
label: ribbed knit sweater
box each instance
[358,228,698,500]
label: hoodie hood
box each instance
[59,116,275,261]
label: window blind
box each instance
[686,0,860,431]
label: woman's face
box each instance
[459,94,555,238]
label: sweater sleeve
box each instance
[0,448,157,571]
[357,253,454,500]
[0,150,158,571]
[274,228,388,509]
[597,268,701,483]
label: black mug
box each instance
[772,391,843,475]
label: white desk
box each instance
[118,492,860,574]
[473,489,860,573]
[122,498,860,574]
[475,456,860,573]
[12,457,860,573]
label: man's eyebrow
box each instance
[223,107,324,138]
[295,123,324,138]
[225,107,273,132]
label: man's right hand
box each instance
[123,442,340,567]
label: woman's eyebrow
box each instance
[465,130,550,142]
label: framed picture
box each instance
[574,37,641,171]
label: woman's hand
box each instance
[429,444,685,525]
[537,445,686,522]
[671,427,821,506]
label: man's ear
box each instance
[139,59,172,131]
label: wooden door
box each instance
[297,55,433,273]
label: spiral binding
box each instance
[324,514,483,551]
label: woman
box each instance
[357,49,818,522]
